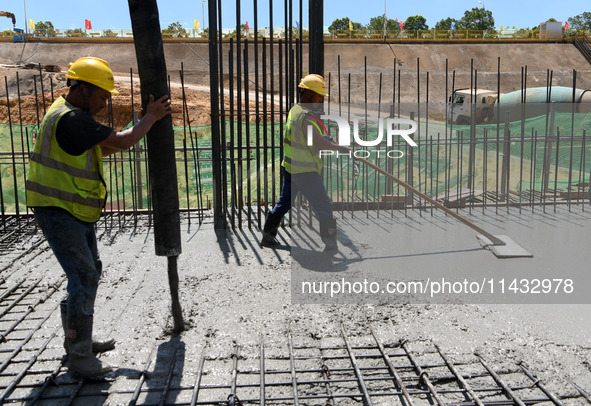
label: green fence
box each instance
[1,112,590,218]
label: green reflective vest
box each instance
[282,104,323,174]
[26,97,106,223]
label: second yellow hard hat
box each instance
[298,74,328,97]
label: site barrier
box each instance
[2,29,590,42]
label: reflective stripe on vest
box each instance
[282,105,323,174]
[26,97,106,223]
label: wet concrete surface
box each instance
[1,205,590,403]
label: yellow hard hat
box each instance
[298,74,328,97]
[66,57,119,94]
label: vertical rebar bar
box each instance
[228,349,241,406]
[189,348,206,406]
[519,364,564,406]
[158,344,179,406]
[218,0,228,222]
[37,62,46,116]
[254,1,262,229]
[417,58,422,209]
[33,76,40,130]
[4,77,19,224]
[476,353,527,406]
[229,40,237,228]
[269,29,277,211]
[401,341,445,406]
[236,0,244,227]
[553,128,561,212]
[262,37,269,222]
[16,72,30,222]
[582,130,588,211]
[179,65,191,222]
[259,338,266,406]
[341,324,373,405]
[279,39,285,225]
[129,347,155,406]
[371,329,415,405]
[435,344,484,406]
[243,42,252,228]
[568,69,577,211]
[287,334,300,405]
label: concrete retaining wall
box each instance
[1,41,589,102]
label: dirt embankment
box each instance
[0,65,280,131]
[0,67,214,130]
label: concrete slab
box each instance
[291,205,591,304]
[2,206,591,401]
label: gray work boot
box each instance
[320,218,338,253]
[261,212,282,247]
[61,301,115,354]
[67,317,113,377]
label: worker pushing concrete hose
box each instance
[26,56,172,377]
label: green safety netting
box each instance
[1,113,590,213]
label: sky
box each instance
[2,0,588,32]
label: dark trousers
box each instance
[34,207,102,319]
[270,167,334,222]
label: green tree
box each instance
[34,21,56,37]
[367,15,400,32]
[434,17,458,30]
[568,12,591,30]
[162,21,187,37]
[65,28,86,37]
[404,15,428,31]
[328,17,362,32]
[457,7,495,30]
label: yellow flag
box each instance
[349,20,353,31]
[500,24,503,31]
[194,20,200,30]
[29,19,35,30]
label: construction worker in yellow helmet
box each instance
[261,74,350,252]
[26,56,172,377]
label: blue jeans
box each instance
[271,167,334,222]
[34,207,102,319]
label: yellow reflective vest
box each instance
[26,97,106,223]
[282,104,323,174]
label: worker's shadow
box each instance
[23,336,184,404]
[290,227,362,273]
[142,335,185,405]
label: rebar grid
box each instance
[0,287,589,406]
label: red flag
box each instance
[245,21,249,32]
[565,21,569,30]
[85,19,92,30]
[400,22,404,30]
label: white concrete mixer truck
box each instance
[447,86,591,125]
